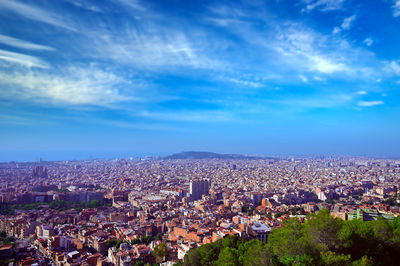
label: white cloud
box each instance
[299,74,308,82]
[227,78,263,88]
[357,100,384,107]
[355,90,367,95]
[63,0,103,13]
[363,38,374,47]
[388,60,400,75]
[333,15,356,34]
[332,27,341,34]
[0,34,55,51]
[275,26,349,74]
[89,27,220,70]
[341,15,356,30]
[0,49,49,68]
[208,5,246,18]
[0,67,131,106]
[115,0,146,11]
[308,55,347,73]
[393,0,400,17]
[313,76,326,81]
[302,0,345,12]
[0,0,75,31]
[207,17,244,27]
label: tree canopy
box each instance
[176,209,400,265]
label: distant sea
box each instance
[0,151,163,163]
[1,150,399,163]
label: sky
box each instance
[1,0,400,161]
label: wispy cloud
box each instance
[0,0,394,122]
[0,0,75,31]
[341,15,356,29]
[206,17,244,27]
[226,78,263,88]
[115,0,147,11]
[393,1,400,17]
[355,90,367,95]
[299,74,308,82]
[301,0,345,12]
[363,37,374,47]
[357,100,384,107]
[88,26,221,71]
[0,49,49,68]
[0,34,55,51]
[333,15,356,34]
[387,60,400,75]
[63,0,103,13]
[0,66,132,106]
[275,25,349,74]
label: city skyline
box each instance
[1,0,400,161]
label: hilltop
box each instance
[163,151,267,160]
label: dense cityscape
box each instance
[1,0,400,265]
[1,153,400,265]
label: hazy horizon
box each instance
[2,150,400,163]
[1,0,400,160]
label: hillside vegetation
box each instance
[177,209,400,265]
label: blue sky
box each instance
[1,0,400,161]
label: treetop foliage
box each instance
[176,209,400,266]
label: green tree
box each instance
[182,248,202,266]
[280,254,314,265]
[214,247,239,266]
[320,251,351,265]
[305,208,343,252]
[351,256,374,266]
[238,239,270,266]
[267,218,311,263]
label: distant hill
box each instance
[163,151,267,160]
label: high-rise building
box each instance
[189,179,210,200]
[250,192,264,206]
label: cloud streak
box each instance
[0,49,49,68]
[0,34,55,51]
[0,0,75,31]
[387,60,400,75]
[357,100,384,107]
[333,15,356,34]
[275,25,349,74]
[0,66,131,106]
[87,24,221,71]
[302,0,345,12]
[363,38,373,47]
[393,1,400,17]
